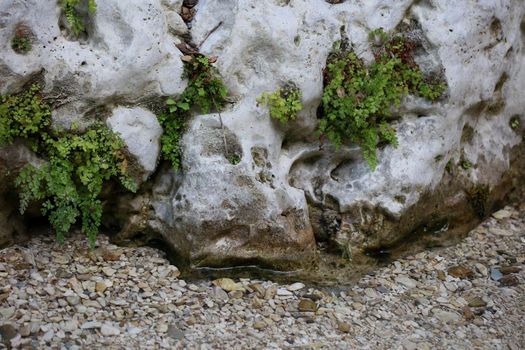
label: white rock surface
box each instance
[107,107,163,181]
[1,0,524,267]
[0,0,186,128]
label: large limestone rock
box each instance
[1,0,524,269]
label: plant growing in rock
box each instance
[0,84,136,248]
[257,83,303,124]
[61,0,97,36]
[11,36,32,54]
[160,54,228,169]
[319,28,446,170]
[510,115,520,131]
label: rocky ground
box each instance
[0,205,524,350]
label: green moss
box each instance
[319,28,446,170]
[160,54,228,169]
[257,83,303,124]
[0,84,136,248]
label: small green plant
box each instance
[319,28,446,170]
[61,0,97,36]
[11,36,32,54]
[461,159,472,170]
[510,115,520,130]
[228,154,241,165]
[257,83,303,124]
[160,54,228,169]
[0,84,136,248]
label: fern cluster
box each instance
[257,84,303,124]
[0,85,136,248]
[320,29,446,170]
[160,54,228,169]
[61,0,97,36]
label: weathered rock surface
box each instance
[1,0,525,268]
[106,106,163,182]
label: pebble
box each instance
[102,267,116,277]
[287,282,305,291]
[298,299,317,312]
[101,323,120,336]
[395,275,417,288]
[0,205,523,349]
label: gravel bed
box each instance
[1,205,524,349]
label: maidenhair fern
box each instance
[160,54,228,169]
[1,84,136,248]
[320,28,446,170]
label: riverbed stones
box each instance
[0,204,523,348]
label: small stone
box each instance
[80,321,102,329]
[467,296,487,307]
[475,263,488,276]
[0,324,17,342]
[212,278,244,292]
[432,309,461,323]
[253,321,267,330]
[42,329,55,342]
[137,281,149,290]
[102,267,116,277]
[63,319,79,332]
[276,288,293,296]
[499,266,521,274]
[157,324,168,333]
[95,281,107,293]
[44,286,55,296]
[338,322,351,333]
[30,272,44,282]
[211,287,229,302]
[101,323,120,336]
[351,302,364,311]
[448,266,474,279]
[499,275,519,287]
[0,307,15,320]
[437,270,447,281]
[264,286,277,300]
[490,267,503,281]
[462,306,475,320]
[167,324,185,340]
[66,296,81,306]
[492,209,512,219]
[248,283,265,297]
[298,299,317,312]
[287,283,305,291]
[395,275,417,289]
[19,324,31,337]
[252,297,264,309]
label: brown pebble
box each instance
[499,275,519,287]
[467,296,487,308]
[499,266,521,275]
[448,265,474,279]
[437,270,447,281]
[338,322,351,333]
[298,299,317,312]
[462,306,475,321]
[253,321,267,330]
